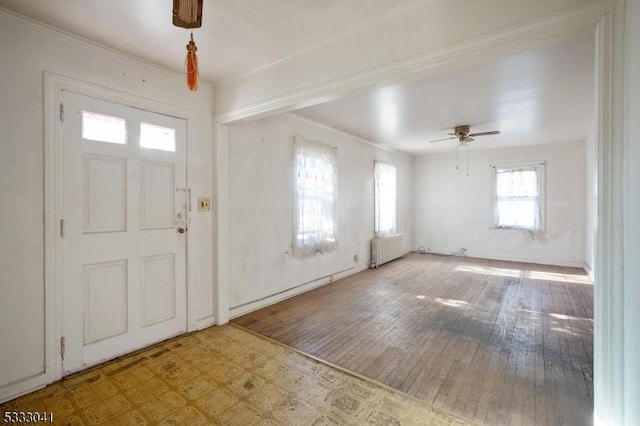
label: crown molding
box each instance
[285,113,410,158]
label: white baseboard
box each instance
[479,253,584,268]
[583,263,594,278]
[423,247,584,268]
[229,264,368,319]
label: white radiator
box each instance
[371,234,404,268]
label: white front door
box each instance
[61,91,187,374]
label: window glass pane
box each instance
[293,139,337,257]
[299,198,323,243]
[496,170,538,197]
[497,199,536,228]
[140,123,176,152]
[374,161,397,237]
[82,111,126,144]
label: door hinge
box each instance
[60,219,65,238]
[59,103,64,122]
[60,336,65,360]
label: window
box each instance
[293,137,337,258]
[82,111,126,144]
[493,162,545,230]
[140,123,176,152]
[374,161,396,237]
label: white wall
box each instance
[227,114,413,314]
[0,11,214,401]
[414,140,586,267]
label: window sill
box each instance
[489,227,543,236]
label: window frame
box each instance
[491,161,546,232]
[292,136,338,258]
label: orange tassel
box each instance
[185,33,198,91]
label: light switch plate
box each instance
[198,197,211,212]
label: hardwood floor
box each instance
[233,253,594,425]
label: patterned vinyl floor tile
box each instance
[2,325,476,425]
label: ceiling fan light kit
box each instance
[429,125,501,176]
[429,125,500,144]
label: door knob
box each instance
[177,227,186,234]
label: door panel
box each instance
[83,155,127,232]
[83,260,128,343]
[140,160,175,230]
[62,91,187,374]
[141,253,176,327]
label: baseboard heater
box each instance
[371,234,404,268]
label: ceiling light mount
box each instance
[172,0,203,29]
[453,125,470,139]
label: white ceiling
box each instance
[294,33,595,155]
[1,1,594,155]
[0,0,412,83]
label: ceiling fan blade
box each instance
[429,136,458,143]
[461,137,475,143]
[468,130,500,137]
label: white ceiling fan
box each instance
[429,125,500,144]
[428,125,501,175]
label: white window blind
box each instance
[374,161,397,237]
[493,163,545,231]
[293,137,337,258]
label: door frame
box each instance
[44,71,200,383]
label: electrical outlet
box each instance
[354,254,359,262]
[198,197,211,212]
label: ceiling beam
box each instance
[214,0,615,124]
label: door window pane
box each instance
[140,123,176,152]
[82,111,126,144]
